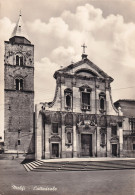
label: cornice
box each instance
[4,64,34,69]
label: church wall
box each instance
[36,106,125,159]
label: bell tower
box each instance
[4,13,34,157]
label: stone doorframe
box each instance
[79,132,96,157]
[50,142,61,158]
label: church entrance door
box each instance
[52,143,59,158]
[81,134,92,157]
[112,144,117,157]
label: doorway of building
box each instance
[112,144,117,157]
[81,134,92,157]
[52,143,59,158]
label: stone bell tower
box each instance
[4,13,34,157]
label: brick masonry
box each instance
[4,37,34,155]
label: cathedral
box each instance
[4,14,135,159]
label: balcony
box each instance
[81,104,91,111]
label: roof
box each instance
[11,12,29,40]
[54,56,113,82]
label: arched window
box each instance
[20,79,23,90]
[64,88,72,109]
[66,95,71,107]
[16,55,24,66]
[15,78,23,91]
[16,55,19,66]
[99,92,106,112]
[100,98,105,110]
[79,85,92,110]
[16,79,19,90]
[20,56,23,66]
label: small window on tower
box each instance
[18,140,20,145]
[16,79,19,90]
[20,79,23,90]
[15,78,24,91]
[20,56,23,66]
[16,55,24,66]
[16,55,19,66]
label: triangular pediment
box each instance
[54,58,113,82]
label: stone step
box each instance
[27,162,37,169]
[35,160,44,165]
[23,164,31,172]
[24,160,135,172]
[33,166,127,172]
[39,161,135,169]
[39,164,130,170]
[23,160,44,172]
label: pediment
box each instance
[75,68,98,77]
[54,58,113,82]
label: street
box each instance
[0,160,135,195]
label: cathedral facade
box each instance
[35,53,127,159]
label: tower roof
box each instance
[11,12,29,40]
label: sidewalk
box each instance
[41,157,135,162]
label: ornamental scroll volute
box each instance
[76,114,97,134]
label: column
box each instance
[45,124,50,159]
[96,127,100,157]
[61,124,66,158]
[119,127,123,157]
[35,105,42,160]
[73,125,77,157]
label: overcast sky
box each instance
[0,0,135,138]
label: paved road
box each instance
[0,160,135,195]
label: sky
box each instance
[0,0,135,139]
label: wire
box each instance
[112,86,135,90]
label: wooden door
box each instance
[52,143,59,158]
[81,134,92,157]
[112,144,117,157]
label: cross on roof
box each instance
[19,10,22,16]
[81,43,87,54]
